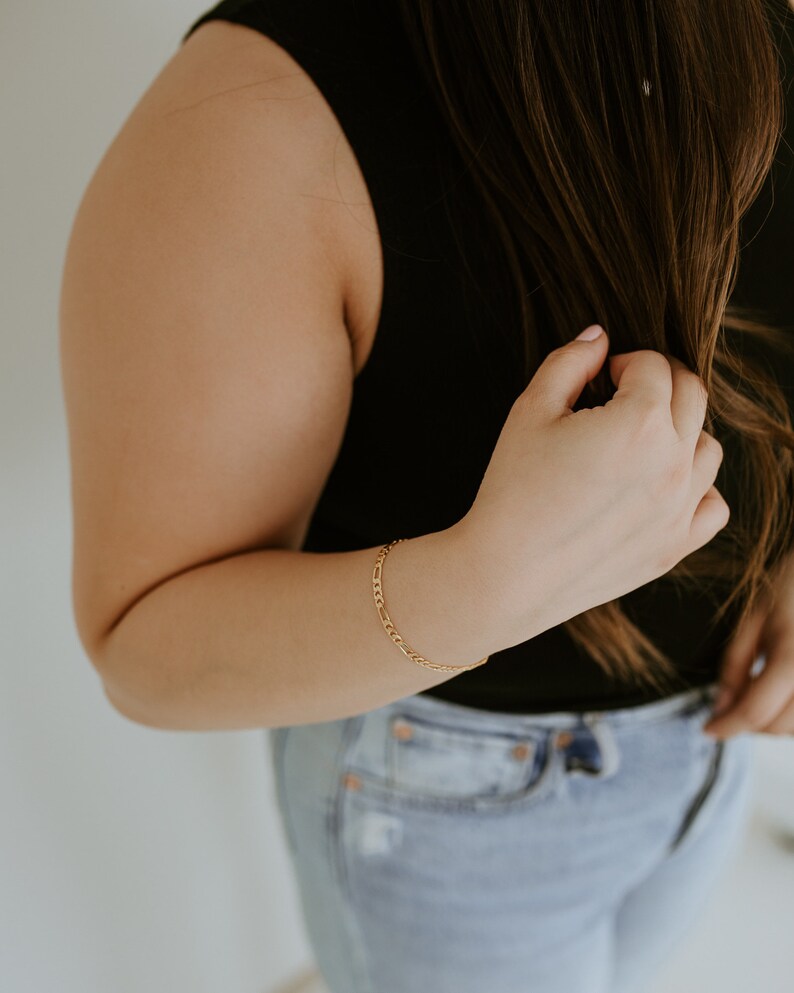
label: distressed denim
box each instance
[267,680,754,993]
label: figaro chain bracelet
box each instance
[372,538,490,672]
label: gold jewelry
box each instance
[372,538,490,672]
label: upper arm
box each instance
[60,21,358,662]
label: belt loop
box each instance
[584,717,621,778]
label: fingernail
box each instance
[575,324,605,341]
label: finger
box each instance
[703,648,794,739]
[608,350,673,410]
[761,694,794,734]
[666,354,709,444]
[689,430,723,507]
[607,352,633,383]
[688,484,731,552]
[528,326,610,417]
[712,602,769,715]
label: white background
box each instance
[1,3,793,992]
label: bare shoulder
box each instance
[171,19,383,367]
[60,19,378,659]
[145,18,377,320]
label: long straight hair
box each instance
[395,0,794,694]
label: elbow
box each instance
[101,678,170,729]
[96,647,215,733]
[76,601,183,731]
[87,630,173,730]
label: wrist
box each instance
[380,523,505,668]
[443,514,569,648]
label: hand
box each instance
[459,325,730,640]
[704,551,794,740]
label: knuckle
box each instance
[693,376,709,411]
[681,370,709,418]
[642,350,673,373]
[545,347,579,370]
[701,431,723,459]
[513,383,544,416]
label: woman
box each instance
[60,1,794,991]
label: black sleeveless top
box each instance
[181,0,794,714]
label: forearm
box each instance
[95,523,524,731]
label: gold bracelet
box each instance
[372,538,490,672]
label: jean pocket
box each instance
[346,709,557,813]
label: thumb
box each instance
[529,324,609,416]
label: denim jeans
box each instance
[267,680,755,993]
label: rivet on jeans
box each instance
[555,730,575,749]
[342,772,362,791]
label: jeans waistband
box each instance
[380,681,720,736]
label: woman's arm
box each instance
[59,23,517,731]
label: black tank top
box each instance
[180,0,794,714]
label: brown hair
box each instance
[395,0,794,694]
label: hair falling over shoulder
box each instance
[395,0,794,694]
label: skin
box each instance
[60,17,794,735]
[703,551,794,739]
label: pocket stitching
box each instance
[346,729,559,814]
[391,710,547,801]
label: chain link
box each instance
[372,538,490,672]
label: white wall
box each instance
[2,4,793,993]
[1,4,313,991]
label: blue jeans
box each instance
[267,680,754,993]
